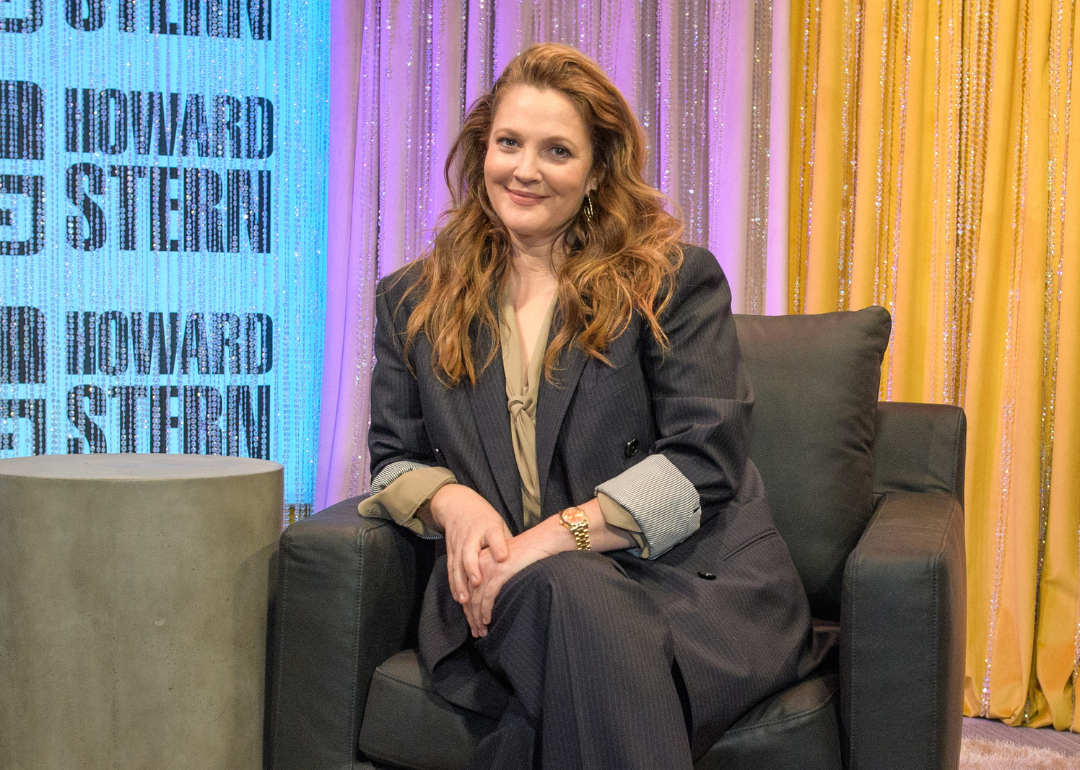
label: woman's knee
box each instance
[503,551,620,600]
[495,551,654,628]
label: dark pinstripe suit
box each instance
[368,245,815,769]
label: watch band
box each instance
[559,506,591,551]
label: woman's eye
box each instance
[497,137,517,147]
[550,146,570,158]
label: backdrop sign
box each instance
[0,0,328,514]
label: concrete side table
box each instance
[0,454,283,770]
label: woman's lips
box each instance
[506,188,546,206]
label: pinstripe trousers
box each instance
[419,474,817,770]
[425,550,698,770]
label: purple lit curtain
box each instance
[316,0,792,509]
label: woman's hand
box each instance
[465,523,564,637]
[429,484,513,605]
[464,499,638,637]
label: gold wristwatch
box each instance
[559,506,591,551]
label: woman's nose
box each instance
[513,150,541,182]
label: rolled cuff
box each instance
[359,462,457,540]
[595,454,701,559]
[596,493,649,558]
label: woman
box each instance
[360,43,816,769]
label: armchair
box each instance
[269,307,966,770]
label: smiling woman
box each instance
[483,86,597,252]
[481,85,598,367]
[402,44,684,387]
[357,43,818,770]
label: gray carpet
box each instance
[964,717,1080,758]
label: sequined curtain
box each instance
[791,0,1080,730]
[316,0,792,508]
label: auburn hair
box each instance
[402,42,684,386]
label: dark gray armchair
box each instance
[268,308,966,770]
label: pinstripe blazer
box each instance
[369,244,752,539]
[368,244,813,749]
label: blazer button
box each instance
[624,439,639,458]
[697,571,717,580]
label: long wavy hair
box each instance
[402,42,684,386]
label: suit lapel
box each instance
[535,318,588,516]
[465,327,526,533]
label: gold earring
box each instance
[583,194,594,223]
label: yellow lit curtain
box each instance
[790,0,1080,729]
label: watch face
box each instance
[561,508,588,527]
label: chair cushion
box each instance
[359,650,496,770]
[359,650,840,770]
[696,670,841,770]
[734,307,891,619]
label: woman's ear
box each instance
[587,164,602,195]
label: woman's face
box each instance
[484,85,596,254]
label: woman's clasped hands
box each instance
[429,484,562,638]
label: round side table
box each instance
[0,454,283,769]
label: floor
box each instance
[964,717,1080,757]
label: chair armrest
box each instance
[872,403,966,506]
[840,491,966,770]
[268,496,438,770]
